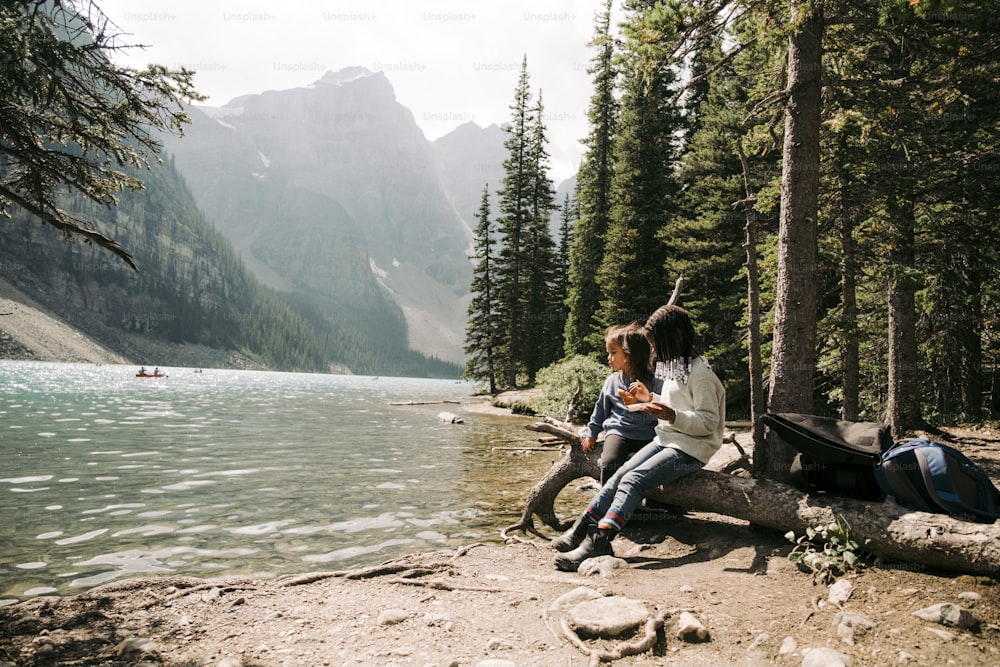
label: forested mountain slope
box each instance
[0,152,461,377]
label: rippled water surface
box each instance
[0,362,553,604]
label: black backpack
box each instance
[762,412,893,500]
[874,438,1000,523]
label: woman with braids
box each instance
[553,305,726,572]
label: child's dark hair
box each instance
[644,304,697,366]
[608,323,653,385]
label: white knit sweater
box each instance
[650,356,726,464]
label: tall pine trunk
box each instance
[736,141,765,449]
[886,197,921,436]
[759,0,823,482]
[837,158,860,421]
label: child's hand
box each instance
[616,389,638,405]
[628,381,651,403]
[581,436,597,452]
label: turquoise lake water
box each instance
[0,361,555,604]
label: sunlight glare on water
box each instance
[0,361,552,604]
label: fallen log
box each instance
[648,468,1000,577]
[504,420,1000,577]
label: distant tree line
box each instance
[4,154,462,377]
[465,0,1000,436]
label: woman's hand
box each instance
[581,436,596,453]
[628,381,651,403]
[641,401,675,423]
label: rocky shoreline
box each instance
[1,513,997,667]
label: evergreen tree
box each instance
[898,2,1000,422]
[493,57,537,388]
[464,185,499,393]
[757,0,824,478]
[815,0,1000,428]
[673,20,783,418]
[522,93,560,384]
[554,193,576,329]
[598,1,683,332]
[565,0,619,357]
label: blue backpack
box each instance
[874,438,1000,523]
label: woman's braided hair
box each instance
[644,304,697,366]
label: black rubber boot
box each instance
[550,513,594,553]
[554,526,616,572]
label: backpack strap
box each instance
[878,450,936,512]
[912,446,1000,522]
[913,447,962,510]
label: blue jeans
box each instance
[585,440,704,532]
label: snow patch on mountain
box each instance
[369,257,387,280]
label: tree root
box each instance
[501,524,547,543]
[449,543,486,560]
[276,545,486,588]
[383,578,509,593]
[560,608,672,664]
[161,583,258,604]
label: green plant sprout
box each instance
[785,519,861,584]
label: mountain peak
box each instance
[314,67,377,87]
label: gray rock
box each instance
[801,646,853,666]
[423,612,453,627]
[566,595,650,638]
[827,579,853,606]
[958,591,981,607]
[577,554,629,577]
[484,637,515,651]
[746,632,770,652]
[832,611,874,645]
[912,602,978,629]
[779,636,798,656]
[377,608,411,625]
[116,638,160,662]
[676,611,710,642]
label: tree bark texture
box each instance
[886,197,921,437]
[645,470,1000,577]
[761,0,824,481]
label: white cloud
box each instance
[97,0,620,181]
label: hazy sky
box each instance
[96,0,620,181]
